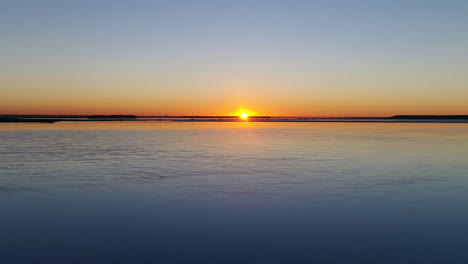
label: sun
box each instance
[232,108,254,120]
[240,112,249,120]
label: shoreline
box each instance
[2,115,468,124]
[2,118,468,124]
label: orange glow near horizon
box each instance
[3,101,468,117]
[3,91,468,117]
[240,112,249,120]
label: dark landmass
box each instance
[0,114,138,123]
[0,115,79,118]
[1,114,468,123]
[0,116,60,123]
[88,115,137,120]
[390,115,468,119]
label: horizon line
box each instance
[3,114,468,119]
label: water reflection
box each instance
[1,122,468,263]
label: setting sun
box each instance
[240,113,249,120]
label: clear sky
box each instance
[2,0,468,116]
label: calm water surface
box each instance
[1,122,468,263]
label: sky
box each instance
[1,0,468,116]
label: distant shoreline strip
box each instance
[2,115,468,124]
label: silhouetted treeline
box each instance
[390,115,468,119]
[0,116,59,123]
[88,115,137,119]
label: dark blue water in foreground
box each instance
[1,122,468,263]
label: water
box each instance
[1,122,468,263]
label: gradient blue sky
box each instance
[2,0,468,116]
